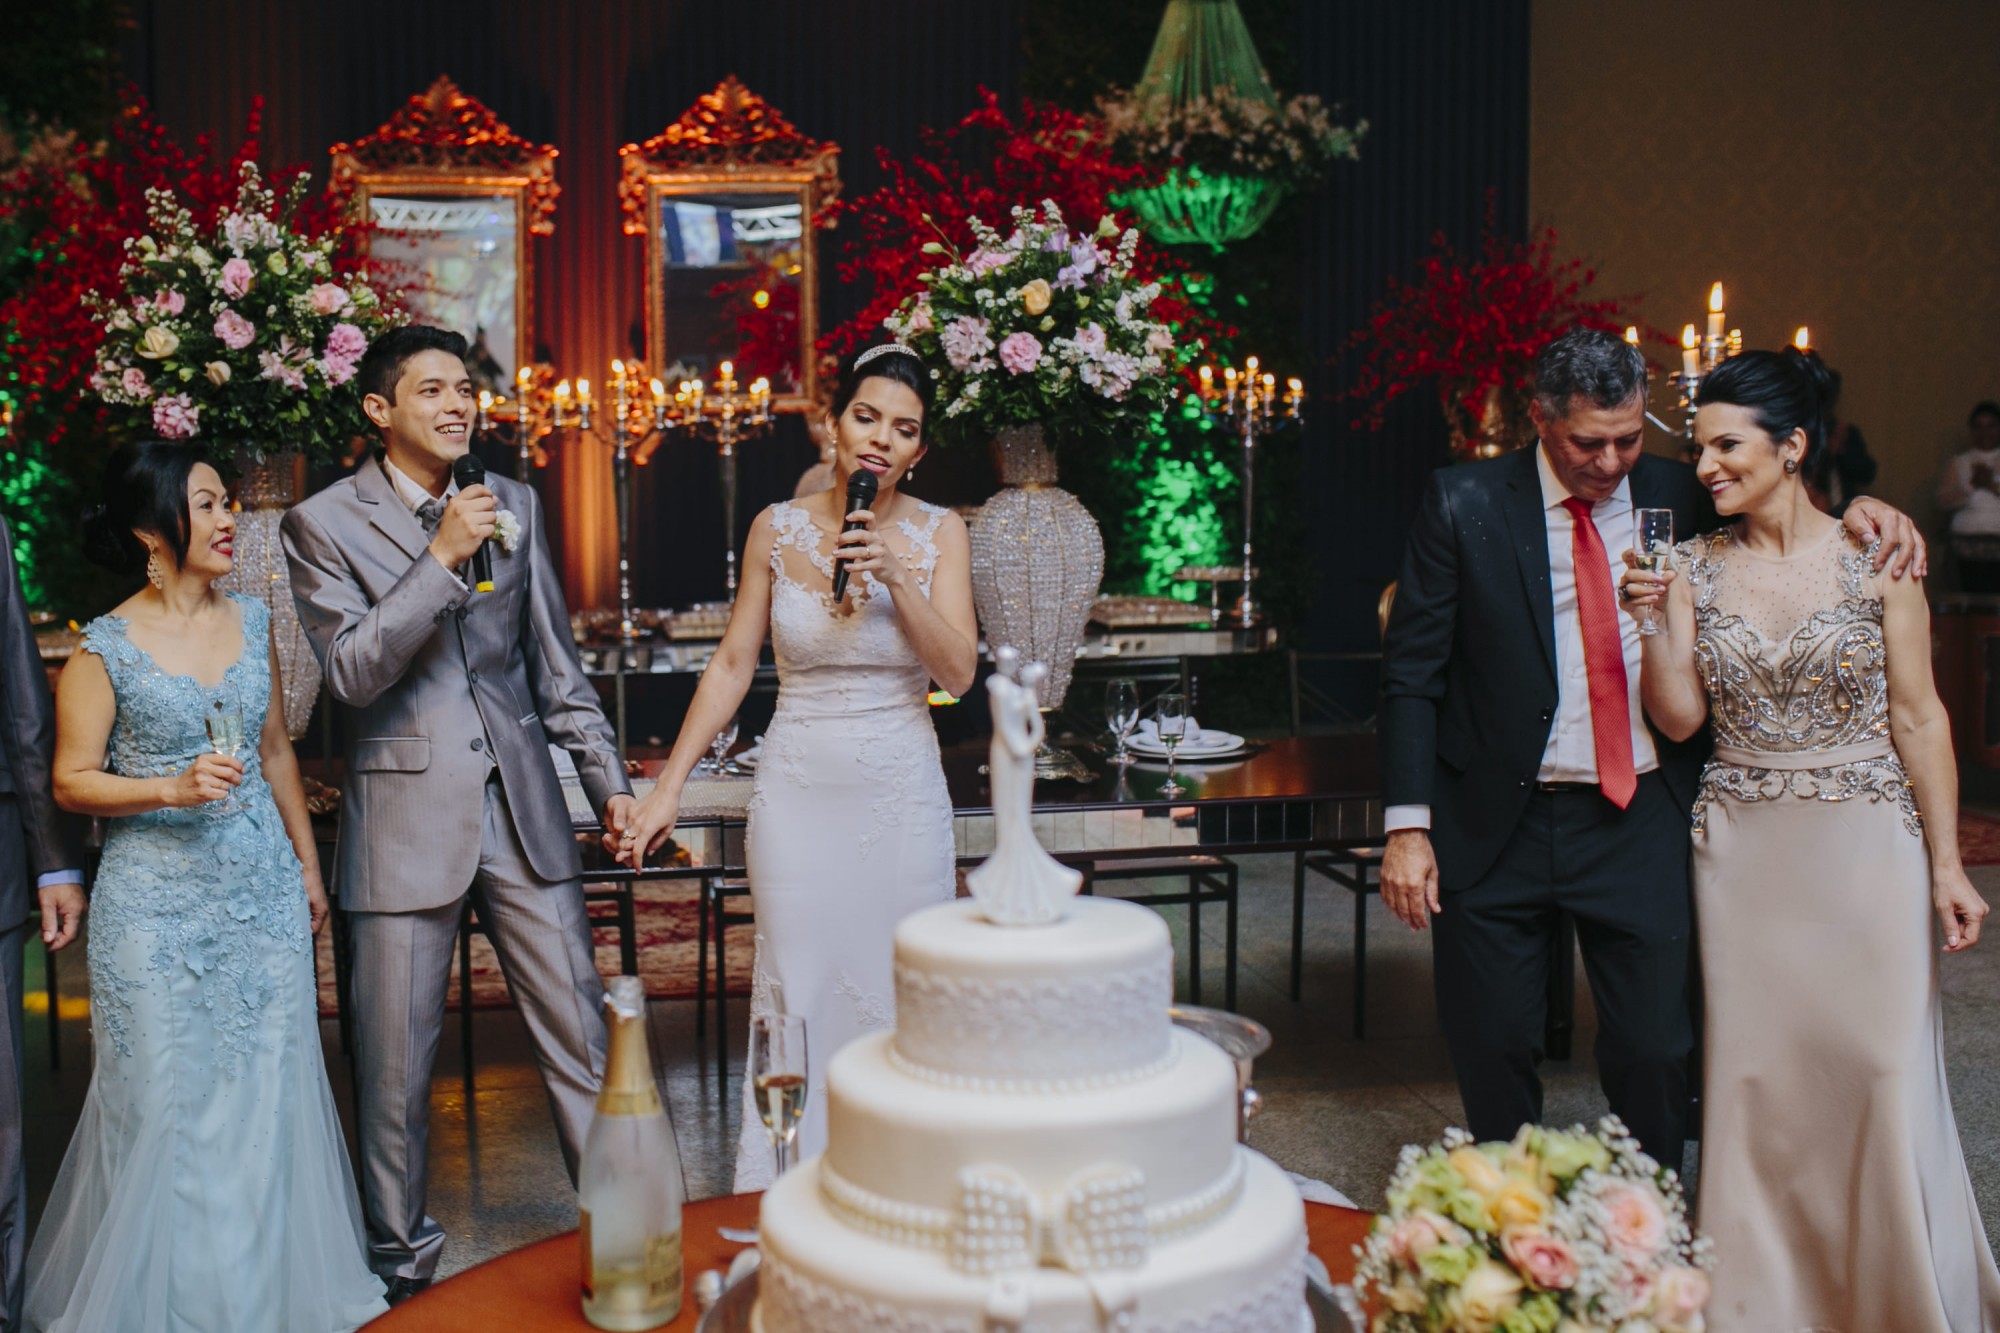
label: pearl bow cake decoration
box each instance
[967,647,1086,925]
[951,1164,1150,1277]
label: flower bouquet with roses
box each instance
[1355,1118,1711,1333]
[879,198,1178,448]
[86,159,399,463]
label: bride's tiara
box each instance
[854,343,920,371]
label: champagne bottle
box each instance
[579,976,684,1330]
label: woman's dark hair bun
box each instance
[82,440,210,578]
[1695,347,1833,464]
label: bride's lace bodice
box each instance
[765,498,947,717]
[1678,525,1918,834]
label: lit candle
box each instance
[1244,355,1260,375]
[1624,326,1640,346]
[1793,326,1810,351]
[611,358,625,386]
[553,379,571,428]
[1680,325,1700,380]
[1727,328,1742,359]
[517,364,532,390]
[476,390,492,433]
[1706,283,1725,343]
[576,378,592,405]
[1198,365,1214,401]
[651,377,667,405]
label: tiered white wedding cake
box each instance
[753,656,1308,1332]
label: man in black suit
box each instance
[0,517,85,1331]
[1378,326,1922,1168]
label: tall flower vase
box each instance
[967,425,1104,781]
[218,451,322,739]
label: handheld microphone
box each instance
[829,468,879,602]
[450,453,495,593]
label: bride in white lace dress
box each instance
[621,345,977,1187]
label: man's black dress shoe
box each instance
[383,1276,432,1306]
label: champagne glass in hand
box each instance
[1154,691,1190,798]
[1105,679,1140,767]
[749,1012,808,1178]
[205,699,247,813]
[1632,509,1675,636]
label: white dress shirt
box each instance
[1385,445,1659,833]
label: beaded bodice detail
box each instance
[1678,526,1918,834]
[79,594,309,1073]
[765,498,946,714]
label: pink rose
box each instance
[319,353,359,387]
[120,367,152,400]
[965,247,1012,276]
[907,299,934,335]
[214,310,256,350]
[308,282,351,315]
[1595,1180,1669,1260]
[1651,1266,1711,1333]
[997,331,1043,375]
[1383,1211,1467,1268]
[1500,1228,1578,1291]
[152,393,200,439]
[153,289,186,316]
[323,322,368,362]
[219,256,255,298]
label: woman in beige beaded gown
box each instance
[1622,348,2000,1332]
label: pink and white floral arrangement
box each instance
[87,160,399,463]
[880,199,1178,448]
[1355,1118,1711,1333]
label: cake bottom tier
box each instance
[753,1148,1309,1333]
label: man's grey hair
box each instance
[1533,326,1648,420]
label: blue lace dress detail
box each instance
[25,593,387,1333]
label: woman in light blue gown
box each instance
[27,442,386,1332]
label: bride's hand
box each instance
[1934,866,1989,951]
[618,790,681,868]
[833,508,905,592]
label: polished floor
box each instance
[22,848,2000,1280]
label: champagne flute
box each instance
[205,698,247,813]
[748,1012,808,1178]
[709,715,740,776]
[1105,679,1140,767]
[1632,509,1675,637]
[1154,691,1190,798]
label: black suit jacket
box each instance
[0,516,82,930]
[1380,448,1712,891]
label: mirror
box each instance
[330,77,557,389]
[620,78,840,411]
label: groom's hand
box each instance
[1843,496,1928,580]
[1381,829,1441,931]
[600,794,637,857]
[430,485,498,572]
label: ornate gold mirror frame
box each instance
[330,76,557,394]
[620,77,840,413]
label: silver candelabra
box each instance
[1192,357,1304,626]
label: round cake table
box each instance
[365,1193,1373,1331]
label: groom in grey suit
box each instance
[283,326,633,1296]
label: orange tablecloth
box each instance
[366,1193,1373,1331]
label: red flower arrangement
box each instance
[821,90,1234,365]
[1343,197,1656,458]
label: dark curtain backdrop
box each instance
[121,0,1529,691]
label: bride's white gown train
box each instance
[732,499,956,1189]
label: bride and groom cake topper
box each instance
[968,645,1086,927]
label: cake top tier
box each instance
[891,897,1175,1089]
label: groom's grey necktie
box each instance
[415,496,445,537]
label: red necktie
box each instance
[1561,498,1637,809]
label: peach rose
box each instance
[1651,1265,1711,1333]
[1443,1259,1522,1333]
[136,326,179,360]
[1486,1177,1550,1231]
[204,361,231,387]
[1020,278,1052,316]
[1595,1180,1668,1260]
[1384,1210,1467,1267]
[1447,1146,1507,1199]
[1500,1227,1578,1291]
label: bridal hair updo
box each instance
[831,345,933,439]
[1533,325,1649,419]
[81,440,213,576]
[1695,347,1835,468]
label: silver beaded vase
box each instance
[967,424,1104,714]
[218,450,322,739]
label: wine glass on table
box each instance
[1105,679,1140,768]
[205,698,247,814]
[749,1012,808,1178]
[1153,691,1190,798]
[708,715,740,776]
[1632,509,1674,636]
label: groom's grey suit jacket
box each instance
[281,455,628,912]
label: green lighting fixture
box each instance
[1115,0,1287,250]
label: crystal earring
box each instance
[1783,457,1800,475]
[145,546,165,590]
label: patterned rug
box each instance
[1958,810,2000,867]
[313,877,755,1015]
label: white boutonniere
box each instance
[493,509,522,554]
